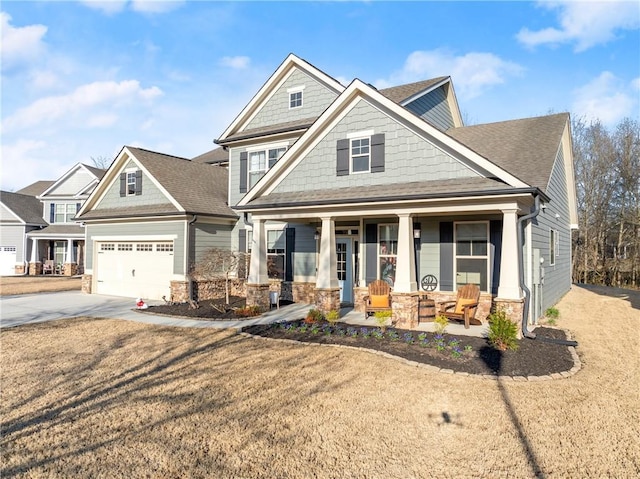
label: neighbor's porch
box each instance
[26,232,85,276]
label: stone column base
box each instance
[28,262,42,275]
[391,292,420,329]
[170,281,189,303]
[353,287,369,313]
[314,288,340,314]
[82,275,92,294]
[15,264,26,275]
[63,263,77,276]
[291,282,315,303]
[492,297,525,339]
[247,283,270,311]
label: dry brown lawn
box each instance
[0,276,81,296]
[1,284,639,478]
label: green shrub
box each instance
[304,308,324,324]
[325,309,340,325]
[374,310,392,331]
[488,309,519,351]
[545,307,559,325]
[434,315,448,335]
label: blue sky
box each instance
[1,0,639,191]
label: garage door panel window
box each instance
[117,244,133,251]
[136,244,153,252]
[157,243,173,252]
[100,244,115,251]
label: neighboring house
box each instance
[75,53,577,331]
[0,163,105,276]
[75,147,236,300]
[0,191,48,275]
[214,54,577,329]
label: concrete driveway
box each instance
[0,291,309,329]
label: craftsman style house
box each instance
[0,163,105,276]
[77,54,577,330]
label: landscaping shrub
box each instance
[434,315,448,335]
[235,305,262,317]
[325,309,340,325]
[488,309,519,351]
[374,310,392,332]
[304,308,324,324]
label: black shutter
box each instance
[238,229,247,253]
[370,133,385,173]
[76,203,81,212]
[49,203,55,223]
[239,152,248,193]
[365,223,377,285]
[135,170,142,195]
[439,222,454,291]
[490,220,503,295]
[119,173,126,197]
[285,227,295,282]
[336,139,349,176]
[413,222,421,280]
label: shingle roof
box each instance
[241,176,525,209]
[191,147,229,165]
[79,204,179,220]
[82,164,108,179]
[217,117,316,144]
[447,113,569,191]
[27,224,84,236]
[0,191,47,225]
[15,180,55,197]
[378,77,448,103]
[120,147,236,218]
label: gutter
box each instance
[187,215,197,301]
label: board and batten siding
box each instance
[272,99,479,194]
[85,221,185,274]
[95,160,169,210]
[404,85,454,131]
[244,69,339,131]
[531,147,572,313]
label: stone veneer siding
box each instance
[493,298,526,339]
[62,263,77,276]
[246,284,271,311]
[15,265,25,275]
[391,293,420,329]
[314,288,341,313]
[28,262,42,276]
[292,282,316,304]
[82,274,92,293]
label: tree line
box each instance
[572,117,639,288]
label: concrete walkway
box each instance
[1,291,488,337]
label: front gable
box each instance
[239,80,528,207]
[1,202,23,223]
[40,164,101,199]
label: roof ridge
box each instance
[125,146,190,162]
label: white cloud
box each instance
[632,77,640,91]
[1,139,47,191]
[79,0,184,15]
[78,0,128,14]
[376,49,524,100]
[2,80,163,132]
[517,1,640,52]
[572,71,637,126]
[0,12,48,71]
[219,56,251,70]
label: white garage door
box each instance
[0,246,17,276]
[95,241,174,300]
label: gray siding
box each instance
[85,220,186,274]
[404,85,454,131]
[244,69,338,131]
[418,219,440,286]
[272,99,479,194]
[1,203,21,221]
[292,223,316,280]
[1,225,26,262]
[96,160,169,209]
[46,169,94,196]
[530,147,572,314]
[192,223,233,265]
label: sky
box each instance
[1,0,639,191]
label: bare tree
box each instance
[190,248,247,307]
[90,156,112,169]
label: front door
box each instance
[336,238,353,304]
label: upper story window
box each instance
[351,137,370,173]
[126,172,136,195]
[287,85,304,109]
[248,146,287,189]
[120,170,142,197]
[50,202,81,223]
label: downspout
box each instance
[187,215,197,301]
[517,195,540,339]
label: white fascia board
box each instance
[91,234,178,241]
[217,54,345,143]
[39,163,83,198]
[238,79,527,207]
[562,120,579,227]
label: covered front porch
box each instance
[27,226,85,276]
[243,194,534,331]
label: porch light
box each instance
[413,228,421,239]
[314,231,320,240]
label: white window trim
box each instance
[287,85,305,110]
[349,136,371,174]
[53,203,78,224]
[453,221,490,292]
[246,143,289,189]
[550,228,558,266]
[378,223,398,284]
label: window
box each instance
[267,230,285,280]
[378,224,398,286]
[126,172,136,195]
[550,229,558,265]
[289,90,302,109]
[351,137,370,173]
[136,244,153,252]
[248,147,286,188]
[53,203,78,223]
[100,243,115,251]
[157,243,173,252]
[117,243,133,251]
[455,222,489,291]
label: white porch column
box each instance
[498,209,522,299]
[248,219,269,284]
[66,239,75,263]
[394,213,417,293]
[30,238,39,263]
[316,217,338,289]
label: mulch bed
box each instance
[147,299,576,377]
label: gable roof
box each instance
[447,113,569,192]
[78,146,236,220]
[39,163,107,198]
[0,191,47,225]
[378,77,448,103]
[216,53,345,144]
[191,147,229,165]
[16,180,55,197]
[83,164,108,179]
